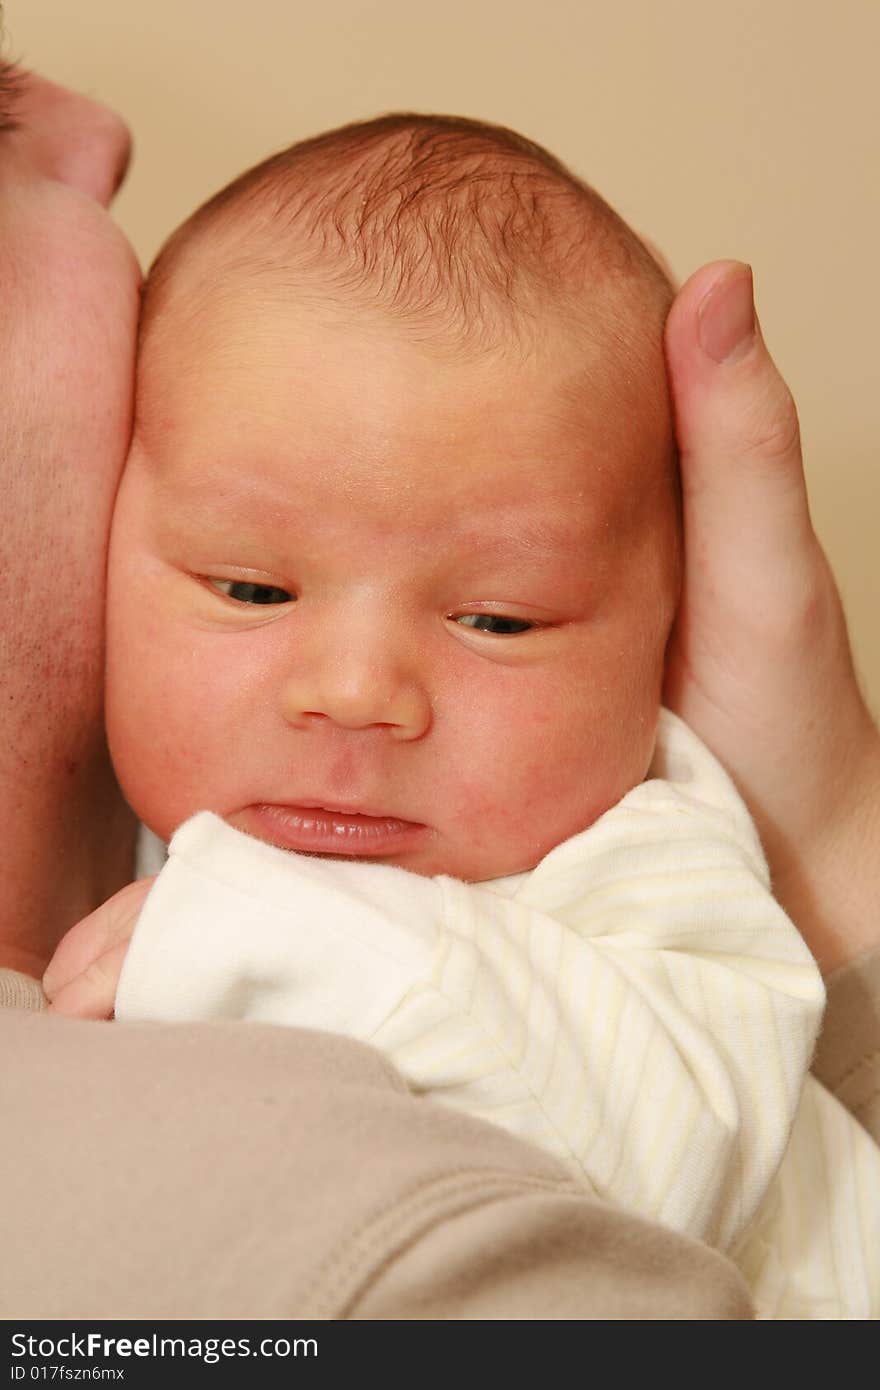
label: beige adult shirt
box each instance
[1,951,877,1320]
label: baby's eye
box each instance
[454,614,534,635]
[208,580,294,605]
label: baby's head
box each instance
[106,114,678,881]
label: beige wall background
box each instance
[8,0,878,712]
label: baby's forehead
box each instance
[140,314,670,568]
[138,217,673,512]
[137,110,676,536]
[141,225,672,473]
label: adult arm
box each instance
[0,1007,752,1320]
[664,260,880,975]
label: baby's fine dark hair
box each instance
[140,112,673,356]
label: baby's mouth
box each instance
[232,802,428,857]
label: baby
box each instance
[46,114,880,1317]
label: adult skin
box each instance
[665,263,880,975]
[0,62,138,978]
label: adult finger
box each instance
[665,260,816,572]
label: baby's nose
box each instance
[279,639,431,740]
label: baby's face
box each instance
[106,288,677,880]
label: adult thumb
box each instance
[664,260,815,562]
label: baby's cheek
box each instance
[450,668,659,876]
[438,681,590,870]
[106,620,217,838]
[106,670,193,838]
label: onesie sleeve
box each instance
[115,713,825,1253]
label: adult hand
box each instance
[664,260,880,973]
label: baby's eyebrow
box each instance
[457,505,620,561]
[157,459,621,563]
[460,525,588,566]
